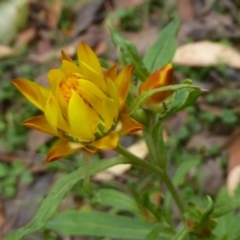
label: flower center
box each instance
[59,74,79,102]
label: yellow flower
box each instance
[13,42,143,162]
[139,63,174,108]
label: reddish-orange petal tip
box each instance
[105,64,118,80]
[46,139,83,162]
[23,115,57,136]
[114,65,133,109]
[61,50,73,62]
[118,114,143,136]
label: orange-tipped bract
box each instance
[139,63,174,108]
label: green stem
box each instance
[83,153,90,193]
[115,145,185,218]
[143,130,157,165]
[155,124,168,169]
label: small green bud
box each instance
[132,108,148,125]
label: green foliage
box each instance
[46,210,174,239]
[0,101,36,151]
[4,157,128,240]
[160,82,201,119]
[95,188,141,215]
[129,83,201,115]
[221,109,238,125]
[185,197,217,236]
[173,157,201,186]
[0,161,33,198]
[116,7,143,32]
[212,188,240,239]
[143,16,180,72]
[110,26,150,81]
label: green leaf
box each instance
[143,16,180,72]
[172,226,188,240]
[109,26,150,81]
[4,157,128,240]
[96,188,141,215]
[164,157,200,223]
[145,226,169,240]
[129,83,201,115]
[213,198,240,240]
[46,210,174,240]
[173,158,200,186]
[152,122,167,168]
[0,163,9,178]
[213,195,240,218]
[160,86,201,119]
[99,58,111,68]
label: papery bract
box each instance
[139,63,174,109]
[13,42,143,162]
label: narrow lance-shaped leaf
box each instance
[143,16,180,72]
[213,195,240,218]
[109,26,150,81]
[46,210,174,240]
[4,157,128,240]
[97,188,141,215]
[160,87,201,119]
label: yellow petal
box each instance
[114,65,133,110]
[47,69,68,118]
[48,69,65,96]
[44,95,59,135]
[43,94,70,134]
[91,131,119,149]
[77,42,107,92]
[68,91,95,142]
[12,78,49,111]
[102,98,116,132]
[56,86,69,120]
[106,78,119,116]
[117,114,143,136]
[88,106,100,134]
[46,139,83,162]
[23,115,57,136]
[62,60,82,76]
[78,79,107,116]
[105,64,118,80]
[61,50,74,62]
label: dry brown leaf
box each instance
[46,0,62,28]
[14,27,36,49]
[74,0,103,35]
[227,166,240,196]
[227,132,240,195]
[29,25,103,63]
[0,201,6,239]
[94,140,148,181]
[0,45,16,59]
[202,160,224,194]
[26,130,52,163]
[177,0,196,22]
[198,104,222,117]
[173,41,240,68]
[187,131,229,150]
